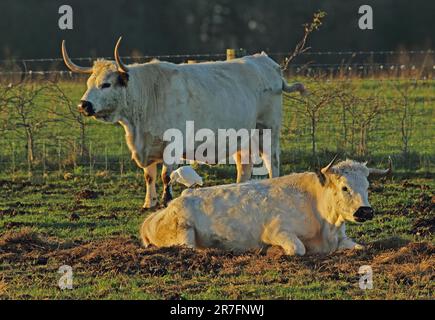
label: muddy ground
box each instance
[0,175,433,299]
[0,228,433,299]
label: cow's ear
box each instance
[117,72,129,87]
[316,169,327,186]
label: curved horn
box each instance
[321,154,339,175]
[369,157,392,177]
[114,37,129,73]
[61,40,93,74]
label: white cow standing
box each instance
[61,38,305,209]
[140,157,391,255]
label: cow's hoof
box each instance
[159,201,170,209]
[140,206,158,213]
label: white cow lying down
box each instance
[140,157,391,255]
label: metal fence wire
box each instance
[0,50,434,82]
[0,51,434,175]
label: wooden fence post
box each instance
[226,49,236,61]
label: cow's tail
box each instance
[282,78,307,95]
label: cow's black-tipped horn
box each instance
[61,40,93,74]
[114,37,129,73]
[368,156,392,177]
[321,154,339,175]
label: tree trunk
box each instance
[342,106,347,151]
[358,125,368,157]
[80,123,86,158]
[311,116,316,159]
[25,129,34,172]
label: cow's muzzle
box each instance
[353,207,374,222]
[78,100,95,116]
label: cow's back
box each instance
[178,53,283,95]
[135,55,283,135]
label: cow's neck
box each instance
[309,180,344,251]
[118,118,143,165]
[304,176,344,230]
[121,84,149,128]
[118,94,154,168]
[116,74,154,167]
[316,193,344,227]
[280,173,344,228]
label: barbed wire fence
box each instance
[0,111,433,178]
[0,49,434,82]
[0,50,434,179]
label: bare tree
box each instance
[280,10,327,164]
[391,81,417,155]
[286,78,340,160]
[3,82,61,171]
[47,83,88,159]
[335,81,359,152]
[346,91,386,157]
[0,84,14,131]
[282,10,327,72]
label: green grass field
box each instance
[0,79,434,299]
[1,79,434,173]
[0,170,433,299]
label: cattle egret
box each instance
[169,166,203,188]
[141,158,392,255]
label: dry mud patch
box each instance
[1,229,433,291]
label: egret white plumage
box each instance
[169,166,203,188]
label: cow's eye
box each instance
[342,186,349,192]
[101,83,111,89]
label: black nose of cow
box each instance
[354,207,374,222]
[78,100,95,116]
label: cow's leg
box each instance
[142,163,158,209]
[269,232,305,256]
[262,224,306,256]
[177,225,197,249]
[161,164,174,206]
[337,224,365,250]
[234,150,253,183]
[257,96,281,178]
[260,129,280,178]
